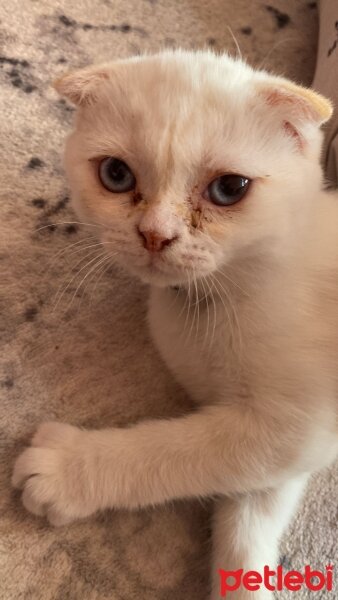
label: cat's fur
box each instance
[13,51,338,599]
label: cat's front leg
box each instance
[12,422,101,525]
[210,477,308,599]
[12,403,311,525]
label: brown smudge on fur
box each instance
[133,191,143,205]
[205,221,228,240]
[176,201,189,222]
[191,208,202,229]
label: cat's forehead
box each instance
[94,52,253,119]
[63,48,330,170]
[79,53,261,177]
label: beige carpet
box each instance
[0,1,337,598]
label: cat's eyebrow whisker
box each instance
[226,25,243,62]
[257,36,298,71]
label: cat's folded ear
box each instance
[53,65,112,106]
[257,78,333,128]
[256,78,333,150]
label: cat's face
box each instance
[57,51,331,287]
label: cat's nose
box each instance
[137,228,177,252]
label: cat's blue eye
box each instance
[207,174,250,206]
[99,157,136,193]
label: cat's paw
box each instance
[12,422,97,526]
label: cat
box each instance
[12,50,338,599]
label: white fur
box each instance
[13,51,338,599]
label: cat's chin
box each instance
[131,265,185,288]
[123,262,191,288]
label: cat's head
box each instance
[55,50,332,287]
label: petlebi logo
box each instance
[218,564,334,596]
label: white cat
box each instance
[13,50,338,599]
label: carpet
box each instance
[0,1,337,598]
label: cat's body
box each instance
[12,51,338,599]
[151,193,338,418]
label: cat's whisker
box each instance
[200,276,211,351]
[66,253,110,313]
[206,277,215,353]
[186,272,196,344]
[182,271,192,339]
[36,236,98,281]
[222,283,243,353]
[34,220,110,233]
[173,285,182,306]
[226,25,243,61]
[82,251,118,302]
[187,270,199,345]
[63,242,107,262]
[53,246,103,294]
[215,268,248,297]
[211,274,234,344]
[195,274,201,343]
[53,247,103,305]
[89,253,117,305]
[168,283,182,310]
[53,250,105,311]
[78,255,110,304]
[257,36,298,71]
[211,273,243,355]
[68,252,117,312]
[46,235,97,268]
[215,275,241,346]
[178,274,190,320]
[43,238,119,286]
[206,274,218,352]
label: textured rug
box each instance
[0,1,337,599]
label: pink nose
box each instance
[137,228,177,252]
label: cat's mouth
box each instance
[110,242,212,287]
[139,256,185,286]
[123,252,209,288]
